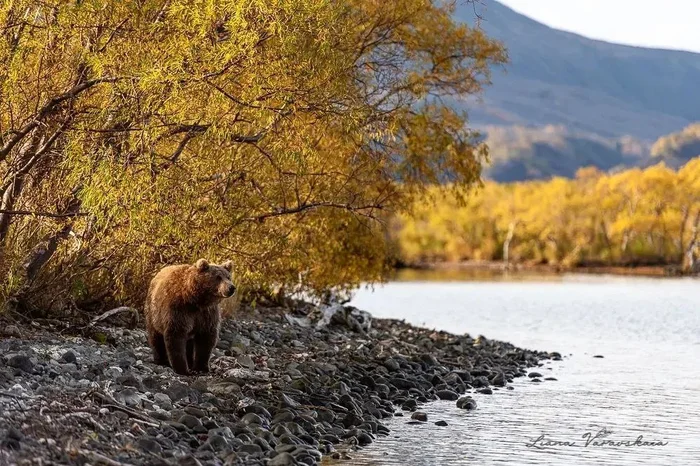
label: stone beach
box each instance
[0,302,558,465]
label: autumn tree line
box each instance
[0,0,506,315]
[393,161,700,272]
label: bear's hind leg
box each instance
[186,339,195,370]
[164,330,190,375]
[148,328,169,367]
[192,332,216,373]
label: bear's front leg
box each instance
[164,330,190,375]
[148,328,170,367]
[192,332,217,374]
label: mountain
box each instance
[454,0,700,140]
[448,0,700,181]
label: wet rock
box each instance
[356,432,374,445]
[154,393,173,410]
[315,409,335,424]
[435,420,448,427]
[104,366,123,379]
[209,427,235,440]
[7,354,34,373]
[241,413,265,426]
[268,452,295,466]
[478,388,493,395]
[528,372,542,378]
[202,434,230,451]
[341,412,363,428]
[281,393,301,409]
[530,378,542,383]
[178,414,202,430]
[166,382,191,402]
[117,374,143,390]
[1,325,21,338]
[151,410,171,421]
[453,370,473,384]
[177,455,204,466]
[237,354,255,369]
[136,437,163,454]
[472,376,489,388]
[545,377,558,381]
[242,404,272,419]
[1,427,24,450]
[401,399,418,411]
[272,410,296,425]
[249,331,264,344]
[115,388,142,408]
[456,396,477,410]
[208,382,241,397]
[115,350,136,369]
[60,350,77,364]
[239,443,263,455]
[411,412,428,422]
[490,372,506,387]
[593,355,604,358]
[419,354,439,367]
[390,377,415,390]
[183,406,207,418]
[436,389,459,401]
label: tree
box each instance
[0,0,505,312]
[394,160,700,272]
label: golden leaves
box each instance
[396,161,700,268]
[1,0,505,311]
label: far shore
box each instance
[393,260,698,279]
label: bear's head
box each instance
[192,258,236,300]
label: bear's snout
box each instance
[223,284,236,298]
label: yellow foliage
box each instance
[395,161,700,269]
[0,0,504,313]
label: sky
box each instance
[497,0,700,53]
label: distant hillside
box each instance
[453,0,700,140]
[650,123,700,168]
[482,125,651,182]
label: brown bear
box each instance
[144,259,235,375]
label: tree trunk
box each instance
[621,231,630,256]
[685,211,700,273]
[679,207,689,263]
[600,219,612,260]
[503,221,518,267]
[0,131,43,243]
[0,177,24,242]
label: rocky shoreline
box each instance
[0,302,559,465]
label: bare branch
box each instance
[246,202,384,222]
[0,77,120,162]
[0,209,88,218]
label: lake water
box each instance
[347,272,700,465]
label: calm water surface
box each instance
[347,272,700,465]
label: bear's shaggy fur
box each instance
[144,259,235,375]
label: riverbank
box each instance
[395,260,696,279]
[0,302,555,465]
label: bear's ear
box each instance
[221,260,233,272]
[195,259,209,272]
